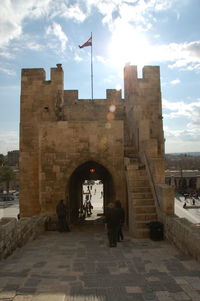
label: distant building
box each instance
[6,150,19,167]
[165,170,200,192]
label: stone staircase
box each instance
[124,145,157,238]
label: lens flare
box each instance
[106,112,115,121]
[105,122,111,129]
[109,105,116,113]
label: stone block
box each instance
[157,184,174,215]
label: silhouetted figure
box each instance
[79,208,85,221]
[115,200,125,242]
[183,202,187,209]
[87,200,93,215]
[105,202,121,247]
[83,200,89,217]
[56,200,70,232]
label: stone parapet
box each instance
[157,184,174,215]
[165,215,200,263]
[0,216,47,260]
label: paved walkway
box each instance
[0,224,200,301]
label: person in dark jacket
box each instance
[115,200,125,242]
[105,202,121,247]
[56,200,70,232]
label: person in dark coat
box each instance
[56,200,70,232]
[105,202,121,247]
[115,200,125,242]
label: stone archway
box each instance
[68,160,115,223]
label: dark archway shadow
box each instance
[68,161,115,224]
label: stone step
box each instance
[132,186,151,193]
[128,175,149,182]
[130,176,148,181]
[134,228,150,239]
[132,192,153,199]
[132,169,147,176]
[124,145,137,151]
[135,221,149,229]
[133,199,155,206]
[135,213,157,222]
[131,180,150,187]
[135,206,156,214]
[124,152,139,158]
[125,161,139,170]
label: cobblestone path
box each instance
[0,224,200,301]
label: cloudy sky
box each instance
[0,0,199,155]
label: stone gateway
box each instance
[20,64,174,238]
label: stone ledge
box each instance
[0,216,47,260]
[164,215,200,263]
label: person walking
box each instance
[56,200,70,232]
[105,202,121,247]
[115,200,125,242]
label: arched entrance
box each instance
[68,161,115,223]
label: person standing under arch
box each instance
[115,200,125,242]
[105,202,121,247]
[56,200,70,232]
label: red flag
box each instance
[79,36,92,48]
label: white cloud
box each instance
[85,0,178,30]
[137,41,200,70]
[0,0,196,74]
[0,131,19,155]
[26,41,44,51]
[46,22,68,52]
[96,55,107,64]
[163,99,200,152]
[170,79,180,85]
[0,0,53,47]
[165,137,200,153]
[61,4,87,22]
[0,49,15,59]
[0,66,16,76]
[0,0,84,49]
[164,125,200,153]
[154,0,175,11]
[166,41,200,70]
[74,54,82,62]
[163,99,200,124]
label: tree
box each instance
[0,165,15,194]
[0,154,5,167]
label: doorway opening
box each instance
[68,161,115,224]
[82,180,104,221]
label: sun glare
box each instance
[108,24,152,70]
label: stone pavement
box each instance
[0,224,200,301]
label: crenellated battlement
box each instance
[124,64,160,81]
[63,89,122,104]
[142,65,160,81]
[21,64,64,84]
[21,68,46,81]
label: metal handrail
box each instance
[143,151,160,208]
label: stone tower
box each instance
[20,63,174,237]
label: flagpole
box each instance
[91,32,93,100]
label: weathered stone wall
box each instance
[20,65,64,216]
[164,215,200,263]
[124,65,164,158]
[124,65,173,216]
[20,63,173,237]
[20,64,126,217]
[0,216,47,260]
[39,120,125,215]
